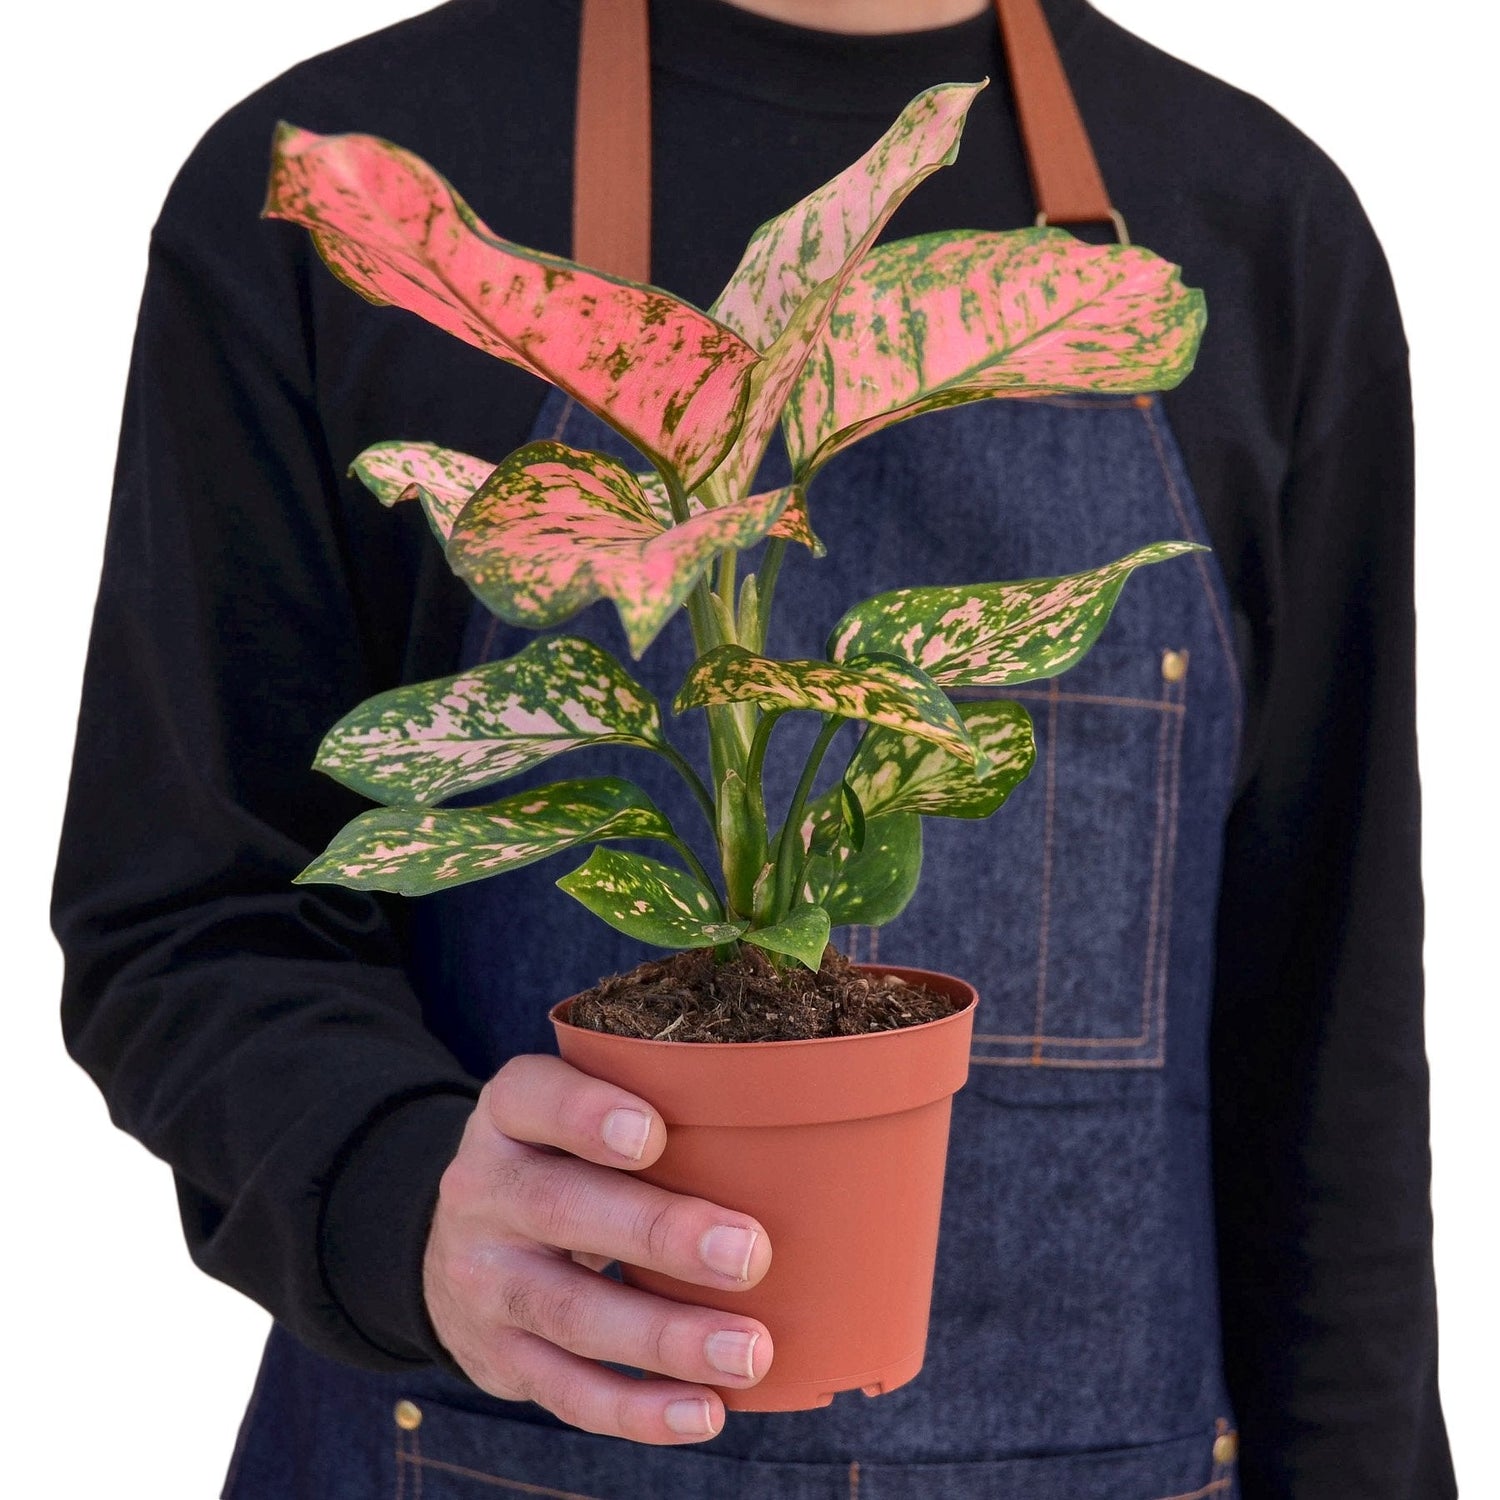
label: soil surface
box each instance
[564,944,961,1042]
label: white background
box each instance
[5,1,1491,1494]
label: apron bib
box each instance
[226,3,1246,1495]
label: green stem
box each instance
[667,837,724,916]
[754,539,787,652]
[770,714,843,921]
[716,546,737,626]
[657,744,717,837]
[745,708,784,823]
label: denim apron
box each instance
[224,369,1246,1496]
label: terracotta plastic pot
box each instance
[550,964,978,1411]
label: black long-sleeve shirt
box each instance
[51,0,1455,1493]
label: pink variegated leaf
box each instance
[446,441,794,658]
[674,646,987,771]
[262,122,759,491]
[295,777,679,896]
[314,635,664,806]
[785,227,1207,478]
[706,82,986,501]
[827,542,1207,687]
[348,440,497,543]
[634,470,823,556]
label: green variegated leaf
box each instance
[808,779,866,856]
[827,542,1206,687]
[743,905,832,970]
[295,778,677,895]
[446,441,793,658]
[314,636,663,806]
[707,82,987,500]
[846,700,1035,819]
[557,847,745,949]
[674,646,983,767]
[801,811,923,928]
[347,440,496,544]
[785,227,1207,478]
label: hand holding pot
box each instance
[422,1053,775,1443]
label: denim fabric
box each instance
[227,384,1245,1498]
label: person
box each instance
[51,0,1456,1495]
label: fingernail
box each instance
[700,1225,758,1281]
[705,1329,759,1379]
[601,1108,651,1161]
[664,1397,715,1436]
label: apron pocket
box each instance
[868,641,1189,1095]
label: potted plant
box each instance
[263,79,1206,1411]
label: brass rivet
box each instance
[1212,1430,1239,1465]
[394,1399,423,1432]
[1161,649,1188,683]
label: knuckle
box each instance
[643,1312,672,1373]
[545,1372,591,1431]
[486,1056,535,1129]
[633,1198,681,1264]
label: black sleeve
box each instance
[50,111,481,1371]
[1208,163,1456,1496]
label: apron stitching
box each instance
[401,1453,606,1499]
[997,688,1185,713]
[1153,659,1190,1064]
[1139,663,1175,1057]
[1137,400,1245,755]
[1028,678,1062,1063]
[412,1427,423,1500]
[849,1457,861,1499]
[868,925,879,963]
[394,1423,405,1500]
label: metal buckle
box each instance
[1035,206,1131,246]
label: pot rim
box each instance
[547,962,978,1052]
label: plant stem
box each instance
[754,539,787,652]
[770,714,843,921]
[658,744,718,836]
[745,708,784,822]
[667,837,725,916]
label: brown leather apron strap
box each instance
[572,0,1120,282]
[992,0,1121,234]
[573,0,653,284]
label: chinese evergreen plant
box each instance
[267,81,1206,975]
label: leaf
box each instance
[801,812,923,928]
[262,122,759,492]
[632,471,823,555]
[785,227,1207,478]
[845,700,1035,819]
[674,646,982,766]
[445,441,794,658]
[808,779,866,855]
[557,847,746,949]
[314,635,664,806]
[347,440,498,543]
[707,82,987,499]
[295,777,677,896]
[826,541,1206,688]
[742,905,832,970]
[716,769,767,917]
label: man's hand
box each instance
[423,1053,774,1444]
